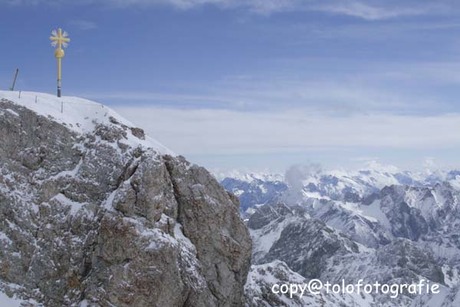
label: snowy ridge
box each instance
[0,90,173,155]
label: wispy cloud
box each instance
[83,64,459,116]
[3,0,452,20]
[311,1,442,21]
[83,91,245,109]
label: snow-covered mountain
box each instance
[221,167,460,306]
[245,196,460,306]
[220,174,287,216]
[0,91,251,306]
[220,164,460,215]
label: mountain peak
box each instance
[0,91,251,306]
[0,90,173,155]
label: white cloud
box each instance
[3,0,451,20]
[112,106,460,156]
[113,0,450,20]
[85,71,448,115]
[85,91,238,107]
[312,1,440,21]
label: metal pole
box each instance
[10,68,19,91]
[57,58,62,97]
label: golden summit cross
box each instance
[50,28,70,50]
[50,28,70,97]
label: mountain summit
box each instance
[0,91,251,306]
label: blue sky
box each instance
[1,0,460,173]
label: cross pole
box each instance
[50,28,70,97]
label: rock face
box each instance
[0,94,251,306]
[248,204,360,278]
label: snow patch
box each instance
[51,193,85,215]
[0,90,173,155]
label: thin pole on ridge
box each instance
[9,68,19,91]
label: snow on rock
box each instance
[0,90,173,155]
[0,291,23,307]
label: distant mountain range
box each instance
[220,165,460,215]
[221,166,460,306]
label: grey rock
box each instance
[0,98,251,306]
[249,203,359,279]
[247,203,292,230]
[164,155,252,306]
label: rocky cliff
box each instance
[0,91,252,306]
